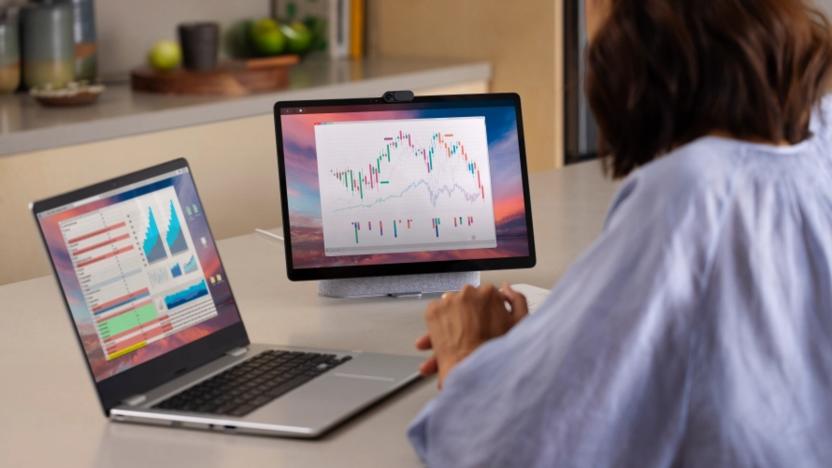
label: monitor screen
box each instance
[36,167,242,382]
[277,95,534,278]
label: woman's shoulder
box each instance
[637,138,741,190]
[630,92,832,192]
[606,96,832,231]
[604,138,741,228]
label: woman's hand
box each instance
[415,283,529,387]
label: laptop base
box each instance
[110,344,424,438]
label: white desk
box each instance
[0,162,618,467]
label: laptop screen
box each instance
[277,96,533,275]
[36,167,241,382]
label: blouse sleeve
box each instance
[407,162,728,468]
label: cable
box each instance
[254,228,284,242]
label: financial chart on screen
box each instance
[57,186,217,361]
[314,117,497,256]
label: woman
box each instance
[408,0,832,466]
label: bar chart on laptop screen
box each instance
[314,117,498,256]
[58,186,217,361]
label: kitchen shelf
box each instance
[0,57,491,156]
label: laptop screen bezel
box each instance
[31,158,250,414]
[273,93,537,281]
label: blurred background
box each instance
[0,0,830,285]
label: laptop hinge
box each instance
[226,346,248,357]
[122,394,147,407]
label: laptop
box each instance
[31,158,423,438]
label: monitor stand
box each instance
[318,271,481,298]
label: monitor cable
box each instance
[254,228,284,242]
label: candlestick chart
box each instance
[315,117,498,256]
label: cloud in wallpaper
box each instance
[280,104,531,269]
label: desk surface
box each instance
[0,162,618,467]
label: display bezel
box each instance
[273,93,536,281]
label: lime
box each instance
[281,21,313,54]
[147,40,182,71]
[250,18,286,56]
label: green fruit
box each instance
[148,40,182,71]
[250,18,286,56]
[225,20,254,58]
[303,17,327,51]
[281,21,313,54]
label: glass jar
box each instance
[20,2,75,89]
[60,0,97,82]
[0,13,20,93]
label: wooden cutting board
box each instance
[130,55,300,96]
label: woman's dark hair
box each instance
[586,0,832,178]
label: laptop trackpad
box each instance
[246,369,401,429]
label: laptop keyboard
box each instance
[154,350,352,417]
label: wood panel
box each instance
[366,0,563,171]
[130,56,300,96]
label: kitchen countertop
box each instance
[0,57,491,156]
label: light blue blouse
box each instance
[408,98,832,467]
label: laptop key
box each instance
[153,350,351,417]
[229,404,256,417]
[215,402,239,414]
[249,395,271,407]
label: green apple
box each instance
[281,21,313,54]
[147,40,182,71]
[250,18,286,56]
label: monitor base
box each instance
[317,271,481,298]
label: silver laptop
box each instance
[31,158,422,438]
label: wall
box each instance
[0,0,270,80]
[95,0,269,80]
[366,0,563,171]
